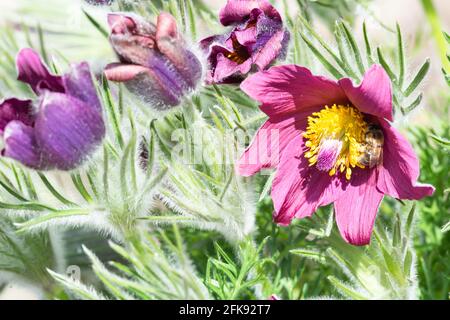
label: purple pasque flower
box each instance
[104,12,202,110]
[0,48,105,170]
[201,0,290,84]
[84,0,114,5]
[236,64,435,246]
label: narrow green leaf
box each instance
[363,21,373,65]
[15,208,91,232]
[102,78,124,148]
[376,48,397,82]
[0,202,54,211]
[301,34,344,79]
[290,249,327,263]
[340,21,365,75]
[403,93,423,113]
[430,134,450,147]
[298,15,345,69]
[404,59,430,97]
[258,171,276,202]
[396,23,406,87]
[71,174,93,204]
[38,173,76,206]
[327,276,366,300]
[82,9,109,38]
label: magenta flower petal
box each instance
[237,113,308,176]
[271,136,345,225]
[16,48,64,94]
[240,65,347,118]
[236,63,434,246]
[34,92,105,170]
[334,169,384,246]
[219,0,281,26]
[0,98,34,134]
[3,121,43,169]
[376,120,435,199]
[338,64,393,121]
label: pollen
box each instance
[303,104,368,180]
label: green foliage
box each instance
[296,17,429,116]
[0,215,55,289]
[0,0,447,301]
[50,225,210,300]
[409,124,450,299]
[205,238,270,299]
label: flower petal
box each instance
[338,64,393,121]
[334,168,383,246]
[104,63,149,82]
[0,98,34,134]
[156,12,178,40]
[34,92,105,170]
[253,29,289,71]
[271,135,345,225]
[237,112,308,176]
[376,120,435,199]
[211,51,252,84]
[240,65,347,118]
[16,48,64,94]
[3,121,44,169]
[63,62,102,112]
[219,0,281,26]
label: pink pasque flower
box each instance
[236,64,434,246]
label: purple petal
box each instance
[105,59,184,108]
[123,65,182,108]
[63,62,102,112]
[334,168,383,246]
[16,48,64,94]
[3,121,44,169]
[0,98,34,134]
[240,65,348,118]
[376,120,435,199]
[237,112,308,176]
[34,92,105,170]
[219,0,281,26]
[212,52,252,84]
[316,139,342,171]
[253,29,289,71]
[156,38,202,89]
[253,13,283,49]
[233,26,257,48]
[338,64,393,121]
[271,135,345,225]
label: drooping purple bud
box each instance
[105,12,203,110]
[0,49,105,171]
[201,0,290,84]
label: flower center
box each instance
[226,34,250,65]
[303,104,368,180]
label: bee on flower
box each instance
[237,64,435,245]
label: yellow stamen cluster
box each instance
[303,104,368,180]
